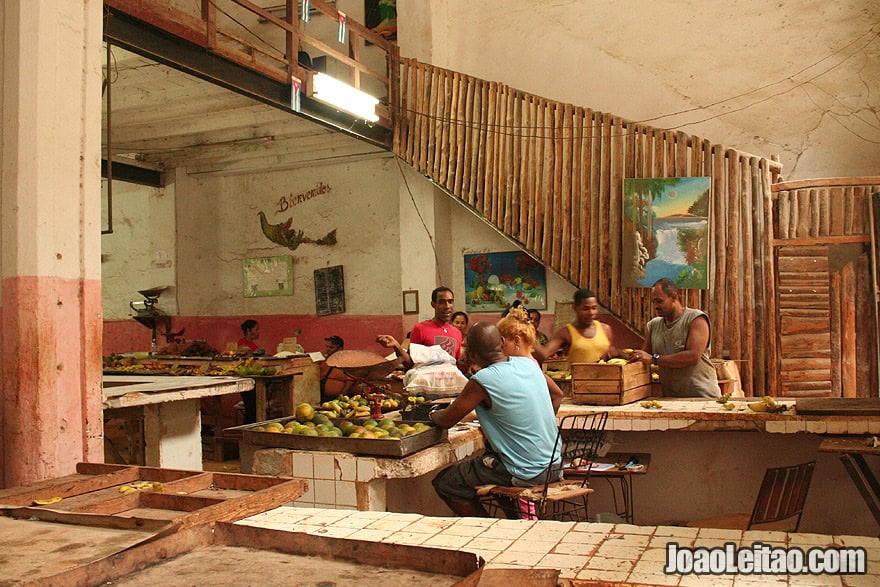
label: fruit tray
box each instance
[26,521,484,586]
[0,462,307,530]
[233,417,448,458]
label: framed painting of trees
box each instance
[622,177,711,289]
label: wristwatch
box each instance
[652,353,661,366]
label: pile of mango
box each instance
[252,402,432,440]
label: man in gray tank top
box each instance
[628,278,721,398]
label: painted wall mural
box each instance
[258,211,337,251]
[464,251,547,312]
[622,177,711,289]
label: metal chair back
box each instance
[556,412,609,487]
[748,460,816,531]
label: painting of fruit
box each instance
[464,251,547,312]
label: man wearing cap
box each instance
[320,335,354,402]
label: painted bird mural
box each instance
[258,211,337,251]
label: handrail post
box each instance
[201,0,216,50]
[286,0,296,77]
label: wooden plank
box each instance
[560,103,574,277]
[726,150,742,362]
[711,146,727,358]
[599,113,613,301]
[777,254,829,271]
[819,187,831,236]
[772,177,880,191]
[581,109,594,288]
[522,97,535,250]
[589,112,603,291]
[474,80,489,209]
[535,99,548,254]
[509,92,523,239]
[610,117,625,310]
[483,82,498,219]
[781,383,833,395]
[433,69,447,181]
[749,158,765,395]
[796,188,812,237]
[571,107,585,283]
[760,160,779,395]
[809,188,820,236]
[773,235,871,247]
[405,60,417,165]
[796,398,880,415]
[414,63,427,173]
[777,192,791,239]
[550,103,563,268]
[841,260,857,397]
[830,186,846,235]
[780,316,830,335]
[572,385,651,406]
[781,358,831,371]
[844,186,855,235]
[739,157,755,393]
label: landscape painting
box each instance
[622,177,711,289]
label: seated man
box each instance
[427,321,561,517]
[319,335,354,403]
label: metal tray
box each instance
[231,417,448,458]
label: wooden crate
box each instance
[0,462,306,531]
[570,362,651,405]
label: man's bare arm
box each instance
[429,379,489,429]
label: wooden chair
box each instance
[688,461,816,531]
[477,412,609,521]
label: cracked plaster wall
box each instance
[174,156,402,317]
[399,0,879,180]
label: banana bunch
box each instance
[119,481,163,493]
[597,358,628,365]
[748,396,788,413]
[320,395,371,419]
[640,399,663,409]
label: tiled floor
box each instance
[238,507,879,585]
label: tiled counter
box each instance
[239,506,880,586]
[558,398,880,434]
[244,423,485,511]
[558,398,880,537]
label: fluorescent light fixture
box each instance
[312,72,379,122]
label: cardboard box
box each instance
[570,361,651,405]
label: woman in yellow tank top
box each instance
[534,289,616,364]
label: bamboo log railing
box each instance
[395,59,788,395]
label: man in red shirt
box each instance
[378,286,462,367]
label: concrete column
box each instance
[0,0,104,487]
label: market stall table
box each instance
[818,435,880,527]
[553,397,880,536]
[242,423,485,512]
[103,375,253,470]
[567,452,651,524]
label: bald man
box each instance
[428,322,561,518]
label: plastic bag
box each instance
[403,363,468,397]
[408,343,456,366]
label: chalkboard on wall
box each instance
[314,265,345,316]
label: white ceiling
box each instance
[102,48,387,174]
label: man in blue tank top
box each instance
[428,322,561,517]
